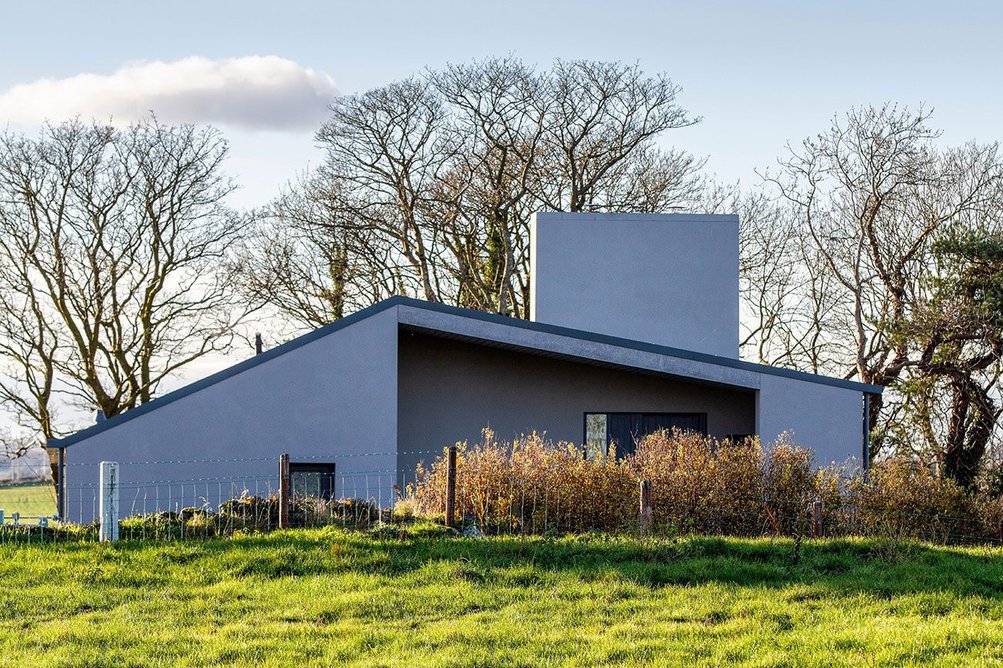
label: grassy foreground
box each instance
[3,528,1003,667]
[0,482,57,518]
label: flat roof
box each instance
[49,295,881,449]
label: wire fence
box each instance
[400,442,1003,546]
[416,474,1003,546]
[1,452,410,544]
[60,470,400,525]
[0,454,59,539]
[3,446,1003,547]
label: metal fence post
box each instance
[639,479,653,536]
[99,461,120,542]
[445,445,457,527]
[57,446,65,521]
[278,453,290,529]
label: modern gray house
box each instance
[48,212,881,523]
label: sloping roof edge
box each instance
[48,298,403,449]
[49,295,882,449]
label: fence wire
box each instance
[0,453,411,544]
[3,448,1003,547]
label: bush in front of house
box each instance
[632,430,765,536]
[848,458,983,543]
[409,430,637,534]
[110,494,380,540]
[405,429,1003,544]
[406,429,818,536]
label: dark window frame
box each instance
[582,412,708,459]
[288,462,337,500]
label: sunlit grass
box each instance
[0,482,57,518]
[3,528,1003,666]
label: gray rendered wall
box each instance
[61,307,399,523]
[396,332,756,481]
[757,374,864,467]
[530,212,740,358]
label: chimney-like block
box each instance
[530,212,739,358]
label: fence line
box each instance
[59,449,448,468]
[3,443,1003,547]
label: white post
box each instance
[99,461,120,542]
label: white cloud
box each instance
[0,56,338,131]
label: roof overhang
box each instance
[396,299,882,395]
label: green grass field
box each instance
[3,528,1003,666]
[0,481,57,518]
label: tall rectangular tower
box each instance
[530,212,740,358]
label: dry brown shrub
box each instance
[855,457,979,542]
[406,428,999,544]
[628,430,764,535]
[973,494,1003,543]
[814,463,857,535]
[409,429,636,533]
[409,428,823,536]
[762,435,816,536]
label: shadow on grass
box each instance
[26,528,1002,599]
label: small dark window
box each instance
[583,412,708,459]
[289,462,337,500]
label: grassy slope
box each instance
[3,529,1003,667]
[0,482,57,518]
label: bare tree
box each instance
[231,176,399,332]
[757,105,1003,467]
[429,57,547,316]
[0,118,253,443]
[534,60,700,212]
[0,429,36,460]
[731,187,847,373]
[240,58,706,324]
[315,77,455,305]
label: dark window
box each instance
[289,462,337,500]
[584,412,708,459]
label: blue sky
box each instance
[3,0,1001,209]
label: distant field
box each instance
[0,482,57,518]
[3,528,1003,666]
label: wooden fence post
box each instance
[278,453,290,529]
[811,499,823,538]
[445,445,457,527]
[639,479,653,536]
